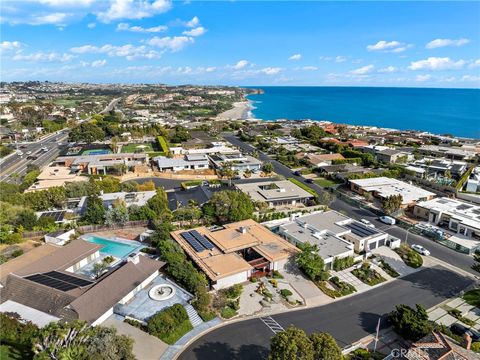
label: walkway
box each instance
[372,247,419,277]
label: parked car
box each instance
[16,151,23,156]
[293,171,301,176]
[26,151,32,155]
[411,244,430,256]
[305,179,314,184]
[360,219,375,228]
[450,323,480,341]
[379,216,396,225]
[41,147,49,152]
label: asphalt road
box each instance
[223,134,478,276]
[179,266,475,360]
[0,130,69,183]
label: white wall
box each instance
[213,271,249,290]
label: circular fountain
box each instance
[149,284,176,301]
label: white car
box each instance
[16,150,23,156]
[26,151,32,155]
[360,219,375,228]
[411,244,430,256]
[379,215,396,225]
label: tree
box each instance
[295,242,329,281]
[318,191,335,206]
[219,163,237,186]
[472,250,480,273]
[204,190,254,223]
[104,200,129,226]
[309,332,343,360]
[262,162,274,175]
[388,304,432,341]
[382,195,403,215]
[85,326,135,360]
[69,122,105,144]
[269,326,314,360]
[82,194,105,224]
[146,188,171,220]
[92,261,108,279]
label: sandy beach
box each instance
[216,101,252,120]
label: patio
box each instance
[114,275,193,323]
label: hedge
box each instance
[456,165,475,191]
[146,304,193,344]
[288,178,318,198]
[331,157,362,165]
[157,136,169,153]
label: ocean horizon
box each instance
[246,86,480,139]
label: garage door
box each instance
[369,242,377,250]
[378,239,385,247]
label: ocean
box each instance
[246,86,480,139]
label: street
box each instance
[0,131,69,183]
[179,266,475,359]
[223,134,478,276]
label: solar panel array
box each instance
[39,211,66,222]
[344,222,379,238]
[180,231,215,252]
[190,230,215,250]
[25,271,94,292]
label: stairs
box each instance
[185,304,203,327]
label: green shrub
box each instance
[271,270,284,279]
[250,277,258,283]
[146,304,192,344]
[11,249,24,258]
[220,306,238,319]
[378,259,400,277]
[395,244,423,268]
[221,284,243,299]
[463,289,480,307]
[198,311,216,322]
[333,256,355,271]
[471,342,480,353]
[280,289,293,298]
[156,136,169,153]
[269,279,278,288]
[351,262,386,286]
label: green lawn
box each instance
[314,177,342,187]
[159,320,193,344]
[463,289,480,307]
[121,143,155,153]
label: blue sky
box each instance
[1,1,479,88]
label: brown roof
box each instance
[0,244,57,285]
[15,240,102,276]
[70,256,164,323]
[307,153,344,164]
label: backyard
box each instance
[314,177,343,188]
[121,143,155,153]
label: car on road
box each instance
[360,219,375,228]
[450,323,480,341]
[379,215,396,225]
[41,147,49,152]
[293,171,301,176]
[27,155,38,160]
[16,151,23,156]
[411,244,431,256]
[305,179,314,184]
[26,151,32,155]
[20,145,27,149]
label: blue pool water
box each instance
[82,149,112,155]
[247,86,480,138]
[85,236,141,258]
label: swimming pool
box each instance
[84,236,142,258]
[82,149,112,155]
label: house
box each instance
[26,165,87,192]
[170,219,299,289]
[418,145,477,161]
[466,167,480,192]
[167,186,216,211]
[305,153,345,167]
[154,154,210,172]
[0,239,164,326]
[411,158,468,179]
[349,177,436,207]
[275,210,389,255]
[235,180,314,208]
[55,153,149,175]
[209,152,263,173]
[413,197,480,241]
[398,331,479,360]
[169,141,234,156]
[45,229,76,246]
[376,149,412,163]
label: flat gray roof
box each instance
[236,180,314,202]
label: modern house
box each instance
[166,186,217,211]
[209,152,263,173]
[305,153,345,167]
[413,197,480,241]
[418,145,477,161]
[170,141,235,156]
[0,239,164,326]
[170,219,299,289]
[55,153,149,175]
[349,177,436,207]
[274,210,389,255]
[235,180,314,208]
[154,154,210,172]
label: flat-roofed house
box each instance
[55,153,149,175]
[209,152,262,173]
[154,154,210,172]
[235,180,314,208]
[170,219,299,289]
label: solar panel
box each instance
[180,232,205,252]
[189,230,215,250]
[344,222,379,238]
[44,271,93,287]
[25,274,77,292]
[39,211,66,222]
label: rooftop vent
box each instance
[240,226,248,234]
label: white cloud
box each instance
[378,66,397,73]
[408,57,465,71]
[233,60,249,70]
[71,44,161,60]
[87,22,96,28]
[97,0,172,23]
[461,75,480,82]
[13,51,74,62]
[289,54,302,61]
[468,59,480,68]
[117,22,167,33]
[91,59,107,67]
[147,36,194,52]
[415,74,431,82]
[185,16,199,27]
[182,26,206,37]
[260,67,282,75]
[300,66,318,71]
[350,64,374,75]
[36,0,96,6]
[28,12,71,25]
[319,56,332,61]
[426,38,470,49]
[335,55,346,63]
[0,41,22,53]
[205,66,216,72]
[367,40,410,53]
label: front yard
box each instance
[351,262,387,286]
[314,177,343,188]
[394,244,423,268]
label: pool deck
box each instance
[82,234,145,257]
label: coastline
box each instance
[215,100,255,121]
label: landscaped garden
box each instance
[463,289,480,307]
[394,244,423,268]
[318,276,357,298]
[351,262,386,286]
[377,259,400,277]
[121,142,155,153]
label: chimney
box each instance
[127,253,140,265]
[240,226,248,234]
[464,333,472,350]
